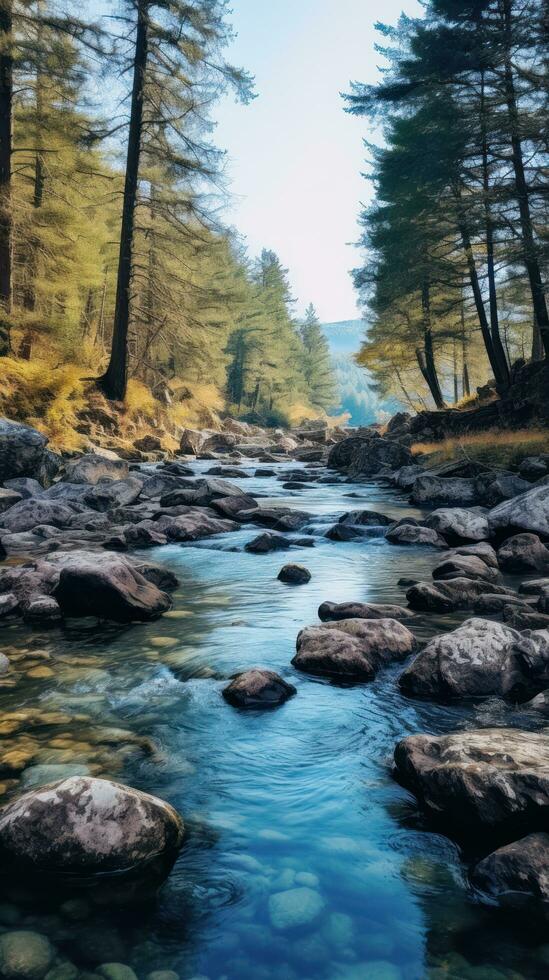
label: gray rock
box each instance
[2,499,79,533]
[0,931,53,980]
[432,554,502,584]
[0,776,184,879]
[211,494,258,519]
[338,510,393,527]
[245,532,291,554]
[347,437,413,478]
[399,617,535,700]
[411,476,478,507]
[154,511,237,542]
[386,524,448,548]
[519,456,549,482]
[268,887,325,931]
[478,471,532,506]
[497,533,549,572]
[63,454,129,485]
[0,488,23,513]
[51,551,172,622]
[222,669,296,708]
[292,618,416,681]
[0,419,48,484]
[179,428,206,455]
[245,507,311,531]
[82,478,143,512]
[318,601,414,622]
[3,478,43,499]
[391,464,424,490]
[406,576,515,612]
[425,508,489,543]
[277,564,311,584]
[394,727,549,839]
[488,485,549,538]
[471,832,549,907]
[448,542,499,568]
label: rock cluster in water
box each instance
[2,409,549,928]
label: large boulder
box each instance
[471,832,549,909]
[519,456,549,482]
[47,551,174,622]
[424,508,489,543]
[347,437,413,478]
[292,618,416,681]
[82,477,144,512]
[0,932,53,980]
[244,507,311,532]
[277,564,311,584]
[222,669,296,708]
[318,600,414,622]
[386,524,448,548]
[399,618,536,700]
[394,727,549,841]
[497,533,549,572]
[477,471,531,507]
[154,511,237,542]
[0,419,48,484]
[210,494,258,520]
[411,476,478,507]
[179,428,206,455]
[488,485,549,539]
[2,498,80,533]
[432,554,501,584]
[406,577,516,613]
[63,454,129,485]
[327,436,371,470]
[0,776,183,882]
[245,532,291,554]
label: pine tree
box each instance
[300,303,336,411]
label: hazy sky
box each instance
[214,0,421,323]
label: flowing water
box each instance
[0,461,547,980]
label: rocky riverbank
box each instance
[0,410,549,972]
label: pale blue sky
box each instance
[214,0,421,322]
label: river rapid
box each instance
[0,459,547,980]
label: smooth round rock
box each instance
[222,669,296,708]
[268,886,325,930]
[0,776,184,879]
[97,966,138,980]
[0,932,53,980]
[277,564,311,584]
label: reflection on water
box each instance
[0,462,546,979]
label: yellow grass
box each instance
[412,428,549,470]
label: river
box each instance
[0,459,546,980]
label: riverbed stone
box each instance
[97,965,138,980]
[497,533,549,572]
[411,476,478,507]
[471,832,549,908]
[0,420,48,484]
[488,485,549,538]
[0,931,54,980]
[2,499,79,533]
[386,524,448,548]
[51,551,172,622]
[448,542,499,568]
[432,554,501,584]
[268,887,325,931]
[211,494,258,519]
[222,669,296,708]
[277,564,311,584]
[394,727,549,840]
[399,618,535,700]
[338,510,393,527]
[0,776,184,879]
[293,618,416,681]
[63,455,129,485]
[318,601,414,622]
[245,532,291,554]
[406,577,516,613]
[425,508,489,543]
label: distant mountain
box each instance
[321,319,401,426]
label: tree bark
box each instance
[480,71,510,385]
[532,316,543,361]
[453,186,507,385]
[418,278,446,409]
[98,0,149,400]
[0,0,13,353]
[501,0,549,358]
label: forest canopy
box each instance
[0,0,337,433]
[345,0,548,410]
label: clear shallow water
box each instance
[0,461,547,980]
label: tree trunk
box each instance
[395,366,416,411]
[98,0,149,400]
[501,0,549,358]
[480,71,510,385]
[453,338,459,403]
[0,0,13,353]
[532,316,543,361]
[453,185,507,385]
[418,278,446,409]
[461,302,471,397]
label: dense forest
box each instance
[0,0,336,438]
[346,0,548,411]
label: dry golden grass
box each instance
[412,427,549,470]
